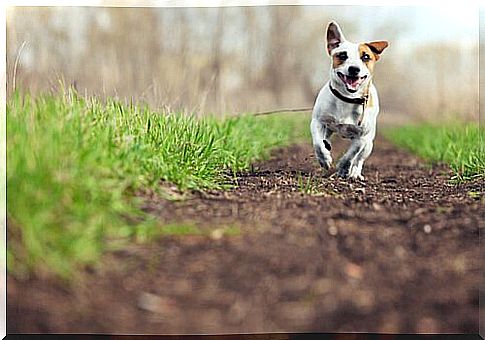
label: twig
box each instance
[252,107,313,116]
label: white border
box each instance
[4,0,483,7]
[2,2,482,338]
[1,2,6,339]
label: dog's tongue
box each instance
[345,76,359,86]
[345,75,360,90]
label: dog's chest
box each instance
[322,99,363,125]
[342,103,364,122]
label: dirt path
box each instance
[8,136,483,334]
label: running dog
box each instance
[311,21,388,180]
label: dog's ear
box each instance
[326,21,346,55]
[365,41,389,60]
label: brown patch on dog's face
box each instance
[332,51,348,68]
[358,41,388,74]
[358,44,378,73]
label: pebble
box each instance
[423,224,432,234]
[453,256,467,273]
[210,228,224,240]
[328,225,338,236]
[394,245,406,258]
[355,290,375,310]
[137,292,175,314]
[345,263,363,280]
[355,188,365,194]
[414,208,427,215]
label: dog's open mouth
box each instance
[337,72,367,93]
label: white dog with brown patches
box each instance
[311,21,388,180]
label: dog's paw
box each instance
[336,160,351,178]
[318,156,333,170]
[348,164,365,181]
[315,147,332,170]
[349,173,364,181]
[337,169,349,178]
[320,159,333,170]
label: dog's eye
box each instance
[337,52,348,61]
[361,53,371,61]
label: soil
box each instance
[7,136,483,334]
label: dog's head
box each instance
[326,21,388,95]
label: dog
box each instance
[311,21,388,180]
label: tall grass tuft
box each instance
[384,124,484,182]
[7,89,308,278]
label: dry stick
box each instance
[12,40,28,93]
[252,107,313,116]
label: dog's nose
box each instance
[348,66,360,76]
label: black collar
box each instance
[329,83,368,105]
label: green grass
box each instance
[7,89,308,279]
[296,172,323,195]
[384,124,484,181]
[133,223,241,243]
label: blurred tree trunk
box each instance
[266,7,286,105]
[211,9,224,110]
[265,6,301,106]
[243,7,258,87]
[177,10,190,69]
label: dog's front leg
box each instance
[311,117,333,170]
[348,138,373,179]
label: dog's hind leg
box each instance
[336,137,366,178]
[311,118,333,170]
[337,136,374,179]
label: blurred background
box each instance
[6,5,479,122]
